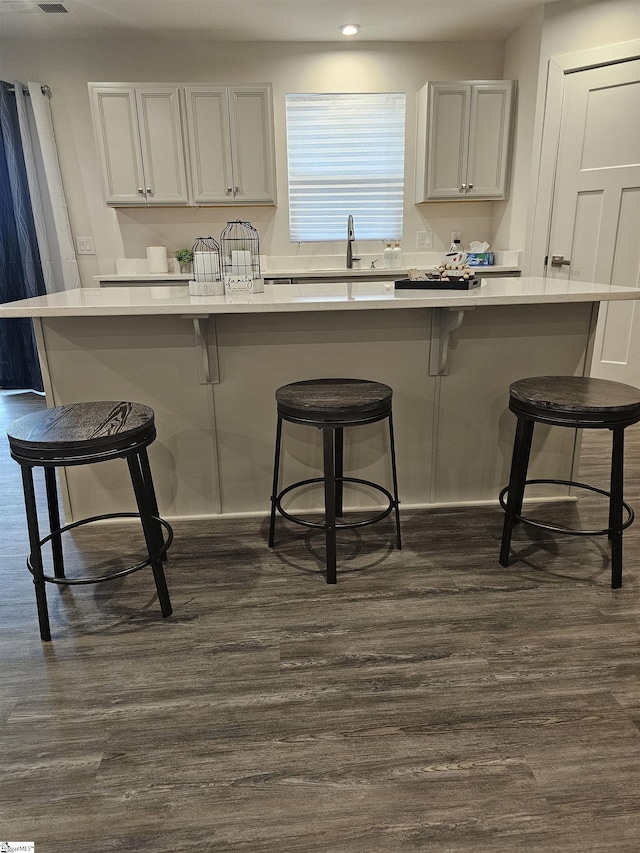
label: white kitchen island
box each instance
[1,278,638,523]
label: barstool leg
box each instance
[127,453,172,618]
[21,465,51,641]
[334,427,344,517]
[268,415,283,548]
[44,466,65,579]
[500,416,535,567]
[138,446,167,562]
[323,427,337,584]
[609,427,624,589]
[512,418,534,521]
[388,412,402,550]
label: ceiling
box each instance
[0,0,564,43]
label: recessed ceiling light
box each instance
[340,23,360,36]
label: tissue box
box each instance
[466,252,494,266]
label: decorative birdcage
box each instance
[220,221,262,290]
[191,236,221,282]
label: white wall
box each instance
[2,1,635,285]
[539,0,640,60]
[492,8,544,254]
[0,38,505,283]
[522,0,640,273]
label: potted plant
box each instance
[174,248,194,274]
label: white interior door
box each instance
[546,59,640,386]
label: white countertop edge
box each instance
[2,278,639,317]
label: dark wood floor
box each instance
[1,390,639,852]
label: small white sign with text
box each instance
[224,275,254,294]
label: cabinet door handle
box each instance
[461,183,467,190]
[550,255,571,267]
[235,186,242,195]
[146,187,153,195]
[226,187,233,195]
[137,188,145,195]
[468,183,474,189]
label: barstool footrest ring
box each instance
[27,512,174,585]
[275,476,397,531]
[499,478,634,536]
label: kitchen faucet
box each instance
[346,215,360,269]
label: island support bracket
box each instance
[429,307,475,376]
[182,314,220,384]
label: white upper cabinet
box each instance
[416,80,515,202]
[88,84,189,206]
[184,84,276,205]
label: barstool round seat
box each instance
[499,376,640,588]
[508,376,640,426]
[269,378,401,583]
[8,400,157,464]
[7,401,173,641]
[276,378,393,424]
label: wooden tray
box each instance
[394,277,480,291]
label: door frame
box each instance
[527,37,640,278]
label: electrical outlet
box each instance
[75,236,95,255]
[450,231,462,244]
[416,230,433,249]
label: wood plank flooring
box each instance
[1,390,639,852]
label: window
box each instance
[285,93,406,242]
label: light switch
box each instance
[416,230,433,249]
[75,236,95,255]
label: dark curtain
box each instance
[0,81,46,391]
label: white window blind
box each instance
[286,93,406,242]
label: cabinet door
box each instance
[415,80,515,202]
[89,86,146,205]
[425,83,471,200]
[135,87,188,205]
[228,85,276,204]
[466,82,514,199]
[184,86,235,204]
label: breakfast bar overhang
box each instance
[1,277,638,523]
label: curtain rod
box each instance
[7,84,51,97]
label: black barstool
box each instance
[268,378,402,583]
[499,376,640,588]
[7,401,173,641]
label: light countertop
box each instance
[95,265,520,283]
[97,250,522,284]
[2,278,638,318]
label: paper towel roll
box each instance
[146,246,168,274]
